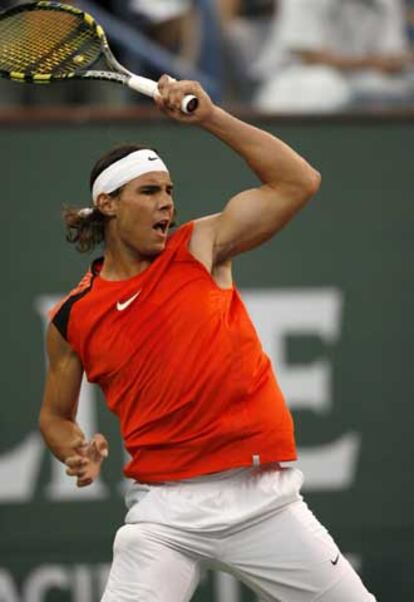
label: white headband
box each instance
[92,149,169,204]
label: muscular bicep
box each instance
[213,183,310,263]
[40,322,83,422]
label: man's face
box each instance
[112,171,175,257]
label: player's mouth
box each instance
[152,218,169,237]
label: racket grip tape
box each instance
[128,75,198,114]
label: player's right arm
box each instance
[39,322,108,487]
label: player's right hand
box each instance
[64,433,109,488]
[155,74,215,124]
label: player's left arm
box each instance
[156,76,321,264]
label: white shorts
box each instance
[102,465,376,602]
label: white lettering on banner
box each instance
[96,564,111,600]
[33,296,107,501]
[242,289,360,492]
[0,434,43,502]
[242,289,343,413]
[0,565,239,602]
[214,572,240,602]
[72,565,94,602]
[0,569,19,602]
[22,566,70,602]
[297,433,360,490]
[0,565,110,602]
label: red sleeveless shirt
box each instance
[51,222,296,482]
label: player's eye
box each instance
[140,186,159,195]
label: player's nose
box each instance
[158,192,174,212]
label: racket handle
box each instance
[128,75,199,114]
[128,74,158,97]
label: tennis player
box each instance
[39,76,376,601]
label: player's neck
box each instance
[99,242,153,281]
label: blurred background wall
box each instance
[0,1,414,601]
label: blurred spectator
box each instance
[2,0,28,6]
[253,0,414,113]
[217,0,275,100]
[406,0,414,44]
[127,0,200,70]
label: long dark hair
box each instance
[63,144,154,253]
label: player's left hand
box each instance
[64,433,109,488]
[155,75,215,124]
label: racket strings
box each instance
[0,10,101,76]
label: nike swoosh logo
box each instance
[331,554,340,566]
[148,156,158,161]
[116,290,141,311]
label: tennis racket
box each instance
[0,1,198,114]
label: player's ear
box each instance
[95,192,118,217]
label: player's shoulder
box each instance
[49,266,95,318]
[48,259,101,339]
